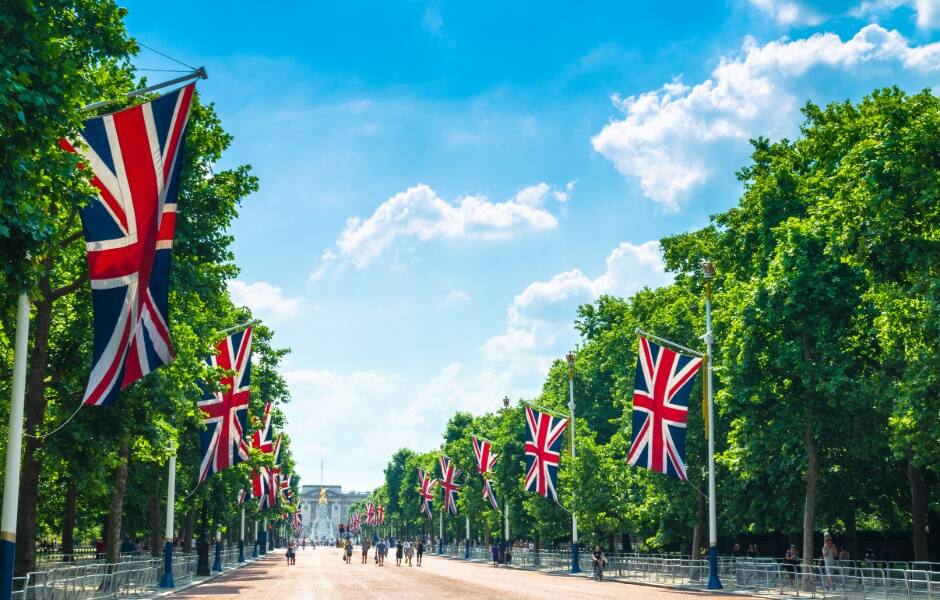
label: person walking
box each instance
[415,539,424,567]
[822,533,838,589]
[361,539,370,564]
[376,539,386,566]
[395,539,404,566]
[404,539,413,566]
[344,539,353,565]
[491,541,500,567]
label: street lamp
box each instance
[702,260,721,589]
[565,351,580,574]
[502,395,510,409]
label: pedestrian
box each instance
[491,541,500,567]
[376,539,386,566]
[838,545,850,561]
[415,539,424,567]
[822,533,837,589]
[344,539,353,564]
[404,539,413,566]
[286,539,296,565]
[361,539,370,564]
[302,538,306,551]
[395,539,403,566]
[782,545,799,580]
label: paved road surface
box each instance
[170,546,742,599]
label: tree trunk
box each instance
[148,473,162,557]
[182,503,196,553]
[61,478,76,560]
[802,420,818,576]
[845,501,858,560]
[106,438,131,564]
[691,487,705,558]
[908,447,929,561]
[14,294,53,576]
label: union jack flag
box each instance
[524,405,568,502]
[280,473,292,502]
[256,467,273,510]
[250,403,273,499]
[268,435,282,507]
[627,336,703,480]
[61,84,195,406]
[196,327,253,483]
[237,486,248,506]
[417,468,437,518]
[292,510,303,533]
[439,456,461,515]
[472,436,499,510]
[364,503,375,526]
[376,505,384,525]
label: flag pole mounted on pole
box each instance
[703,261,722,589]
[0,69,208,600]
[566,351,581,574]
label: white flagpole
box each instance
[566,351,581,574]
[83,68,207,112]
[159,449,176,587]
[703,262,721,589]
[438,509,443,554]
[238,507,245,562]
[0,291,30,600]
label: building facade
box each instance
[298,484,369,541]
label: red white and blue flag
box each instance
[61,84,196,406]
[418,468,437,518]
[626,336,703,480]
[251,403,273,501]
[269,435,283,507]
[472,436,499,510]
[439,456,461,515]
[197,327,253,483]
[377,505,384,525]
[280,473,292,502]
[524,405,568,502]
[365,503,375,526]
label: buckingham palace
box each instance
[298,484,370,541]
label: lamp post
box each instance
[703,261,721,589]
[501,395,510,562]
[566,351,580,574]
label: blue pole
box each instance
[159,541,174,587]
[258,528,267,556]
[238,507,245,562]
[212,532,222,571]
[708,546,722,589]
[0,293,30,600]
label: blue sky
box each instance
[124,0,940,491]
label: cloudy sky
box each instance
[124,0,940,491]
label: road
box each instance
[169,546,742,599]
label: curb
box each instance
[149,552,277,598]
[433,553,774,599]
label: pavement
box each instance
[166,546,747,599]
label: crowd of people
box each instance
[341,537,427,567]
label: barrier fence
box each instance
[10,544,257,599]
[436,545,940,599]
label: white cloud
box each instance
[445,289,471,302]
[313,182,565,276]
[508,240,671,325]
[854,0,940,29]
[591,24,940,209]
[748,0,825,25]
[228,280,306,323]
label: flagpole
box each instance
[83,67,207,112]
[215,319,260,339]
[703,262,722,589]
[252,520,259,558]
[464,516,470,559]
[238,507,245,562]
[212,530,222,571]
[159,448,177,587]
[0,291,30,600]
[566,352,581,574]
[259,518,267,556]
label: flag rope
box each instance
[24,403,85,440]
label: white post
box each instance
[159,451,176,587]
[0,292,29,600]
[503,501,509,540]
[240,508,245,542]
[704,262,721,589]
[566,352,580,574]
[438,509,443,554]
[164,453,176,540]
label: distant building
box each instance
[299,484,369,540]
